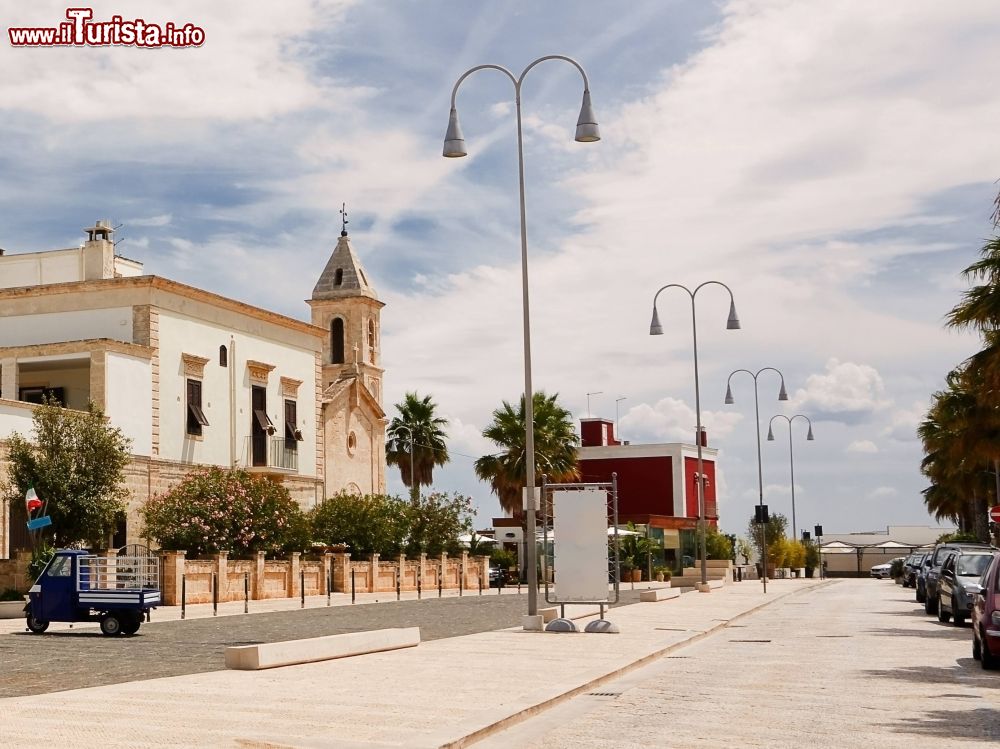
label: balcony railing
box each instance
[246,436,298,472]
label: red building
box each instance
[577,418,719,567]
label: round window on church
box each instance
[347,431,357,455]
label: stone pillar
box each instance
[253,551,265,600]
[419,553,427,592]
[478,555,490,589]
[370,554,379,593]
[323,552,332,595]
[331,552,350,593]
[398,554,406,590]
[160,550,186,606]
[288,552,301,598]
[461,551,470,589]
[215,552,228,602]
[440,552,448,589]
[0,358,17,401]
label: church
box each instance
[0,219,386,554]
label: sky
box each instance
[1,0,998,537]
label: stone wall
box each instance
[0,550,30,593]
[161,551,490,606]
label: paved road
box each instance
[0,588,649,698]
[478,579,1000,748]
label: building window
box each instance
[284,399,303,450]
[368,319,376,363]
[186,379,209,437]
[331,318,345,364]
[347,431,357,455]
[334,268,344,286]
[20,386,65,406]
[219,345,228,367]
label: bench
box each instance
[225,627,420,670]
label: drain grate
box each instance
[816,635,851,638]
[730,639,771,643]
[665,656,691,659]
[654,627,691,632]
[225,641,264,646]
[588,692,621,698]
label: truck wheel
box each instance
[26,613,49,633]
[100,614,122,637]
[121,613,141,636]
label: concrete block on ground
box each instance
[225,627,420,670]
[540,606,559,623]
[522,614,544,631]
[639,588,681,602]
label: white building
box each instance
[0,221,386,553]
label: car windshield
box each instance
[957,555,992,576]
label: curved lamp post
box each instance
[443,56,600,618]
[766,414,814,541]
[725,367,789,593]
[650,282,740,590]
[390,424,417,502]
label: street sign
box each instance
[754,505,769,524]
[27,515,52,531]
[990,506,1000,523]
[814,524,823,537]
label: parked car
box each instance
[870,562,894,579]
[488,566,504,588]
[937,549,995,625]
[901,553,926,588]
[923,542,993,615]
[916,554,934,603]
[972,551,1000,669]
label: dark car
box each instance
[902,553,925,588]
[916,554,933,603]
[488,566,505,588]
[972,551,1000,669]
[937,549,995,625]
[923,542,994,615]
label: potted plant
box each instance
[653,566,672,584]
[619,554,635,582]
[804,540,820,578]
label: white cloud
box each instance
[846,440,879,454]
[791,359,891,423]
[127,214,172,228]
[619,397,743,444]
[869,486,898,500]
[884,400,930,443]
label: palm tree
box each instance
[918,369,998,539]
[474,391,580,516]
[386,392,449,500]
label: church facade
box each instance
[0,220,386,554]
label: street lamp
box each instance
[650,282,740,590]
[725,367,789,594]
[391,425,417,502]
[766,414,814,541]
[443,55,600,619]
[586,391,603,417]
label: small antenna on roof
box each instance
[112,220,125,255]
[340,203,349,237]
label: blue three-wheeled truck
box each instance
[25,549,160,636]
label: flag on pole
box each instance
[25,486,42,513]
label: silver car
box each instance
[937,550,995,626]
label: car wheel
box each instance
[973,632,982,661]
[981,630,998,670]
[937,598,950,623]
[916,586,925,604]
[26,613,49,634]
[100,614,122,637]
[121,612,142,636]
[952,599,965,626]
[925,595,937,615]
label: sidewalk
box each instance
[0,578,827,748]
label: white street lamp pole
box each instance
[393,425,417,502]
[650,282,740,589]
[725,367,789,594]
[615,396,627,441]
[444,56,600,618]
[767,414,814,541]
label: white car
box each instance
[870,562,893,579]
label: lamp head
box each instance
[649,305,663,336]
[806,424,814,441]
[766,424,775,441]
[726,299,741,330]
[724,383,734,405]
[574,90,600,142]
[778,381,789,401]
[442,108,467,158]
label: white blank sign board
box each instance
[552,488,609,602]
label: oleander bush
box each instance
[141,467,310,557]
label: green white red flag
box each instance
[25,486,42,513]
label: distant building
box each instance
[0,220,386,555]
